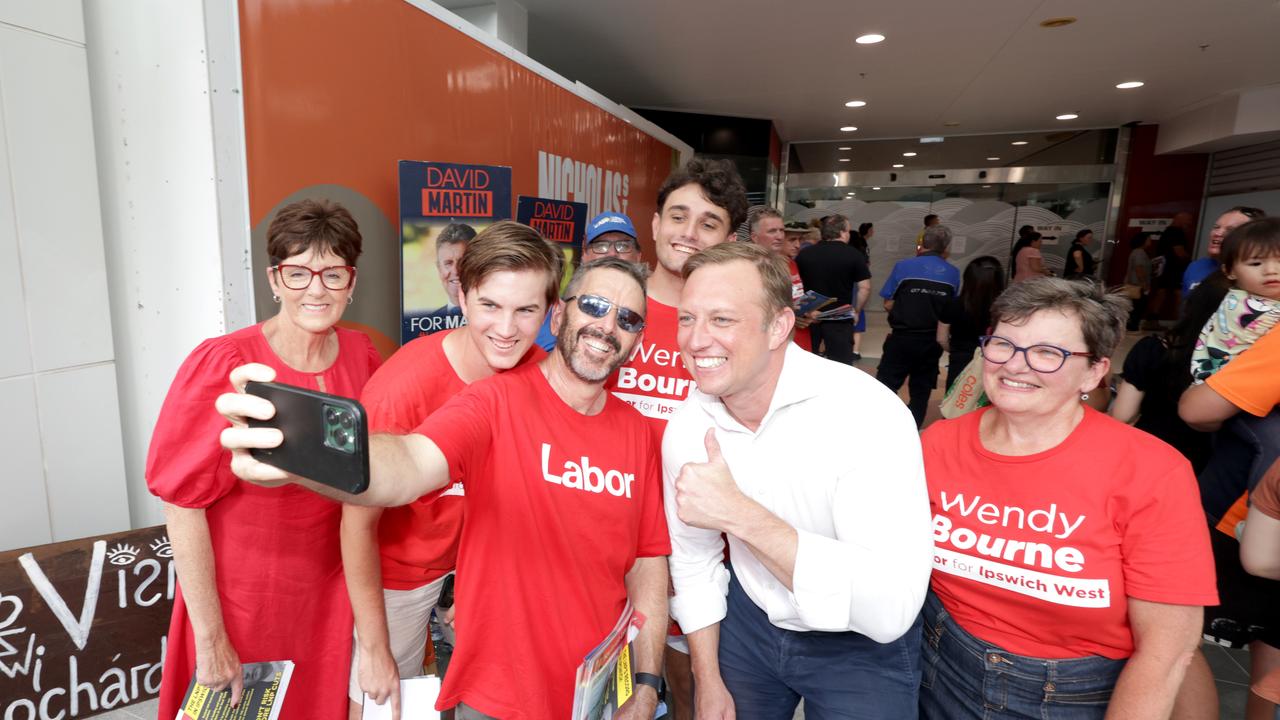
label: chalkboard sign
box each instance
[1,525,172,718]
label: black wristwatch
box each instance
[634,672,663,694]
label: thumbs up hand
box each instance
[675,428,747,532]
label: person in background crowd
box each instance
[1124,232,1155,331]
[1149,212,1195,321]
[849,225,873,359]
[221,258,671,720]
[859,222,875,244]
[614,158,747,720]
[921,278,1216,719]
[877,225,960,427]
[795,214,871,364]
[750,207,815,352]
[665,242,932,720]
[1240,458,1280,716]
[1183,206,1267,295]
[1063,228,1096,281]
[937,255,1005,392]
[916,213,940,252]
[1180,246,1280,720]
[342,223,562,720]
[782,221,810,260]
[1110,281,1224,474]
[535,211,642,351]
[149,199,382,720]
[1011,232,1049,282]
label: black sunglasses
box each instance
[564,294,646,333]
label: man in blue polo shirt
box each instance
[876,224,960,428]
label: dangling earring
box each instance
[1080,392,1090,401]
[347,296,354,305]
[272,294,280,303]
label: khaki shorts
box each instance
[348,573,454,704]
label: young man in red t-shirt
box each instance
[610,158,747,719]
[749,207,816,352]
[341,222,562,719]
[222,258,670,720]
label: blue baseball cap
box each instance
[585,212,638,245]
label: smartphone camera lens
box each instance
[322,403,357,454]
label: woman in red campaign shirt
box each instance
[919,278,1217,719]
[147,200,381,720]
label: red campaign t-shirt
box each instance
[921,407,1217,660]
[414,362,671,720]
[362,329,544,589]
[610,298,696,444]
[788,259,813,352]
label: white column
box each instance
[84,0,252,530]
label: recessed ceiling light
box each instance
[840,126,858,132]
[893,163,905,168]
[855,33,885,44]
[903,152,917,157]
[838,158,851,162]
[1116,81,1144,89]
[1056,113,1079,120]
[845,100,867,108]
[987,157,1000,161]
[1011,141,1029,146]
[838,146,852,150]
[943,121,961,127]
[872,187,882,190]
[1039,16,1076,28]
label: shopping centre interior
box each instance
[1,1,1279,718]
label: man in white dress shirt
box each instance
[664,242,933,719]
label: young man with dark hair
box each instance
[612,157,747,720]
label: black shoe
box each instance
[851,352,862,361]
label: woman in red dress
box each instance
[147,199,381,720]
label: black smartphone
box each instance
[245,381,370,494]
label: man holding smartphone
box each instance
[220,257,670,720]
[342,221,562,720]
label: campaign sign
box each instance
[516,196,588,246]
[0,525,173,719]
[399,161,513,343]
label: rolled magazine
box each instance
[570,603,646,720]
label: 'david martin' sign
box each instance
[516,196,589,245]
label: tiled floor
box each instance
[89,315,1258,719]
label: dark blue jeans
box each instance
[719,570,922,719]
[919,593,1125,719]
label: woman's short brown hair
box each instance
[457,221,564,309]
[990,277,1129,361]
[266,198,362,266]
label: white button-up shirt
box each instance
[663,344,933,642]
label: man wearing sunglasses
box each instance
[219,257,670,720]
[664,242,931,720]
